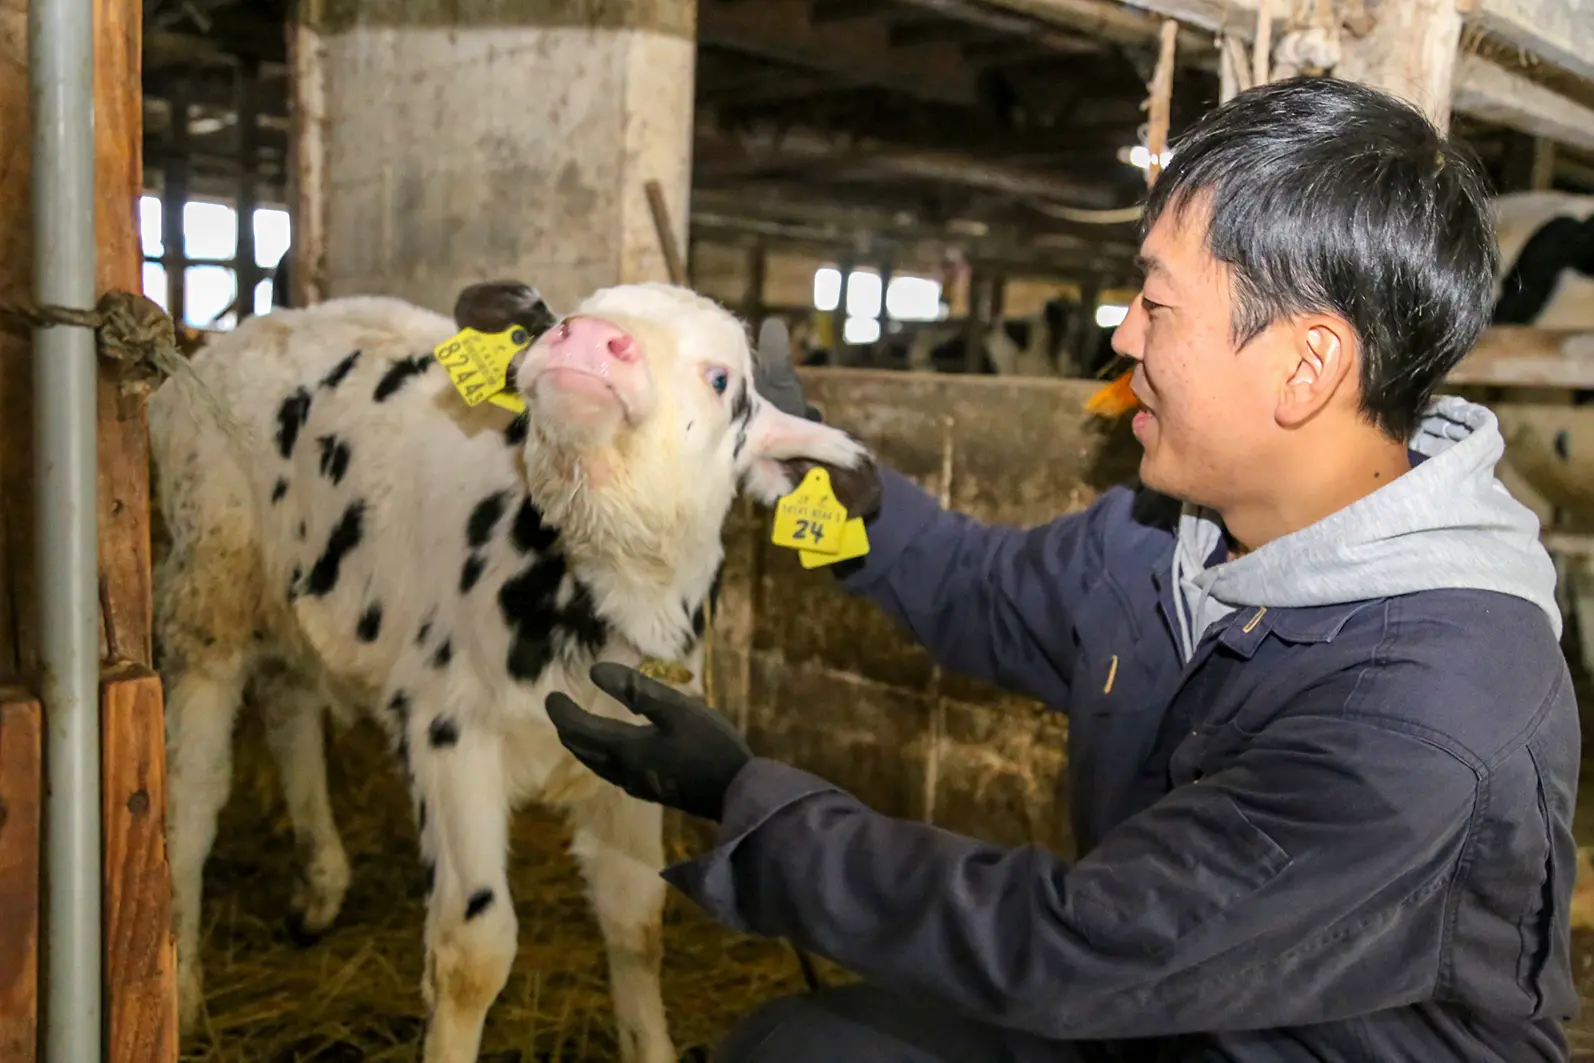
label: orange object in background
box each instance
[1086,369,1139,417]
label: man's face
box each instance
[1110,198,1290,509]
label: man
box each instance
[545,76,1580,1062]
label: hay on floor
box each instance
[182,709,850,1063]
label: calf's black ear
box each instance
[453,281,559,341]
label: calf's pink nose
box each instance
[555,316,639,363]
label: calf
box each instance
[148,282,872,1063]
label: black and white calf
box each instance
[148,282,872,1063]
[1492,190,1594,329]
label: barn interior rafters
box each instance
[139,0,1594,363]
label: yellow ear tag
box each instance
[770,467,850,556]
[434,326,530,413]
[798,516,869,569]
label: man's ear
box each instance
[453,280,559,340]
[1276,316,1354,429]
[738,401,879,514]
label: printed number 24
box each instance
[793,519,825,544]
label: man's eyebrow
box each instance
[1134,254,1165,280]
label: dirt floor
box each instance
[184,684,1594,1062]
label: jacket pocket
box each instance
[1068,792,1293,959]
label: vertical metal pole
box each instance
[29,0,101,1061]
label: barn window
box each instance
[1096,303,1129,328]
[885,276,943,321]
[139,194,291,331]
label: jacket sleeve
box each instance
[660,699,1479,1040]
[827,465,1121,708]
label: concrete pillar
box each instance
[296,0,697,315]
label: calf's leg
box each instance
[409,711,516,1063]
[164,658,248,1036]
[255,664,351,943]
[563,773,674,1063]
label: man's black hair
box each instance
[1141,76,1499,442]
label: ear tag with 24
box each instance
[434,326,531,414]
[771,466,870,568]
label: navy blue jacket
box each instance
[663,463,1580,1062]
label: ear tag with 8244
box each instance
[771,467,850,557]
[434,326,531,414]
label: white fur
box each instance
[149,283,869,1063]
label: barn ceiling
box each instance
[139,0,1594,287]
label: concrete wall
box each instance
[669,369,1143,858]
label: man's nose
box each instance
[1110,295,1147,361]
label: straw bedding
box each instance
[179,706,850,1063]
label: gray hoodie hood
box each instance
[1173,395,1562,661]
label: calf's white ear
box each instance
[737,401,879,512]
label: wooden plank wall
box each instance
[0,2,174,1060]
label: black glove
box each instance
[752,317,822,422]
[544,662,752,822]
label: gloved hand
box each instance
[544,662,752,822]
[752,317,821,422]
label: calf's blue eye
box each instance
[706,367,729,394]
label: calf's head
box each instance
[506,282,871,560]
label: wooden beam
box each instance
[1446,326,1594,387]
[1465,0,1594,88]
[1452,53,1594,156]
[0,692,42,1063]
[699,0,979,105]
[95,0,155,670]
[102,667,177,1063]
[1094,0,1594,147]
[1333,0,1463,130]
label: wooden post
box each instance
[0,2,174,1061]
[0,693,43,1063]
[1332,0,1464,131]
[101,667,175,1063]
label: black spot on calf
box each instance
[388,690,410,721]
[464,888,494,921]
[1556,429,1571,461]
[416,618,432,645]
[431,639,453,669]
[729,379,752,425]
[422,860,436,896]
[276,388,312,459]
[460,554,486,594]
[510,497,559,554]
[374,354,434,402]
[428,716,460,748]
[357,602,383,642]
[271,477,288,503]
[505,412,529,446]
[306,500,366,597]
[317,434,352,484]
[467,492,509,547]
[321,348,361,390]
[498,556,565,681]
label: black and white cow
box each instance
[1492,190,1594,330]
[148,281,872,1063]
